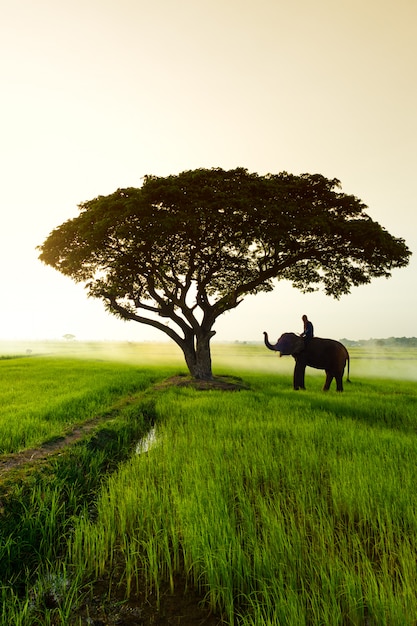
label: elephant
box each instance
[263,331,350,392]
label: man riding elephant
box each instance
[263,330,350,391]
[301,314,314,345]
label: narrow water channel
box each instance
[136,426,157,454]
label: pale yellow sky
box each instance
[1,0,416,342]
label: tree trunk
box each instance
[181,330,215,380]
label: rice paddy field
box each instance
[0,340,417,625]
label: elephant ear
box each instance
[292,336,305,355]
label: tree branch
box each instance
[107,296,189,349]
[145,274,195,335]
[210,248,320,319]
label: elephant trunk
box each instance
[263,331,279,352]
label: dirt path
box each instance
[0,375,245,478]
[0,416,104,476]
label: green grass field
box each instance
[1,342,417,625]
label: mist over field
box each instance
[2,339,417,381]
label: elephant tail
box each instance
[346,352,351,383]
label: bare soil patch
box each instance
[156,374,249,392]
[70,575,225,625]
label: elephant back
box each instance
[305,337,348,370]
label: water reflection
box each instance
[136,426,157,454]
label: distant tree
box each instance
[38,168,411,380]
[63,334,75,341]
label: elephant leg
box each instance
[335,374,344,392]
[293,369,299,390]
[323,371,333,391]
[294,361,306,390]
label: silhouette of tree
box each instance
[38,168,411,379]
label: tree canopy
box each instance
[38,167,411,379]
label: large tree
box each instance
[38,167,411,379]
